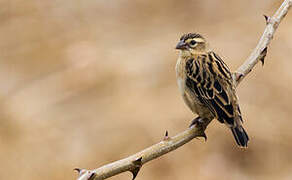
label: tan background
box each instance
[1,0,292,179]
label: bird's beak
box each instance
[175,40,187,50]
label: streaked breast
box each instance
[175,56,186,95]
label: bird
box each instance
[175,33,249,147]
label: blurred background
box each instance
[1,0,292,179]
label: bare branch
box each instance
[75,1,292,179]
[234,0,292,86]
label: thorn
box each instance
[237,73,244,81]
[238,73,243,80]
[259,47,268,66]
[163,130,170,140]
[131,157,143,180]
[233,72,244,82]
[131,169,139,180]
[263,14,270,25]
[133,157,142,166]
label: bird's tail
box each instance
[231,126,249,148]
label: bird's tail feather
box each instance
[231,126,249,148]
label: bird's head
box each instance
[175,33,206,55]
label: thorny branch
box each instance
[75,0,292,179]
[234,0,292,85]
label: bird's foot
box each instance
[189,116,204,128]
[196,132,207,141]
[189,117,207,141]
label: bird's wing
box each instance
[185,52,242,127]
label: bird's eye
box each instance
[190,40,196,45]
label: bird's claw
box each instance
[190,117,208,141]
[197,132,207,141]
[189,117,203,128]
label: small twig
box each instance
[75,1,292,179]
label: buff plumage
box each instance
[175,33,249,147]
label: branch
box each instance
[234,0,292,86]
[75,1,292,179]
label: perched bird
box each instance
[175,33,249,147]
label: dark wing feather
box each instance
[185,52,239,126]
